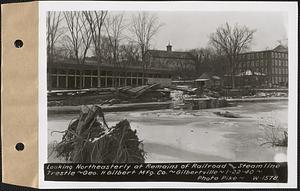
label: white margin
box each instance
[38,1,298,189]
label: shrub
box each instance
[259,118,287,147]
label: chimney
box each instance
[166,43,172,52]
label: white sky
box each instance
[58,11,288,52]
[149,11,288,51]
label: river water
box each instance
[48,101,288,163]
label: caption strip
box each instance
[44,162,287,182]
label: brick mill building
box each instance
[224,45,288,88]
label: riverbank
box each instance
[48,101,172,114]
[226,97,288,103]
[48,97,288,114]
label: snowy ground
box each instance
[48,101,288,163]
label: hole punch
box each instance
[14,39,23,48]
[15,142,25,151]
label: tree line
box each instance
[47,11,163,88]
[47,11,256,89]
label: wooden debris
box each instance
[53,105,145,163]
[213,111,242,118]
[118,83,161,98]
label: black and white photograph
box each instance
[41,1,297,187]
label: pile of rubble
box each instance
[48,83,171,106]
[118,83,170,102]
[213,111,242,118]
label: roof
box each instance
[147,50,195,60]
[273,44,288,52]
[212,75,221,80]
[195,79,209,82]
[172,80,194,83]
[196,73,221,81]
[237,44,288,56]
[198,73,211,80]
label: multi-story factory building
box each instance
[225,45,288,88]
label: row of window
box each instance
[238,59,288,68]
[238,53,267,60]
[272,67,289,75]
[272,52,288,59]
[238,51,288,60]
[50,76,148,89]
[238,60,268,68]
[49,69,171,78]
[272,76,288,84]
[272,60,288,67]
[151,60,195,69]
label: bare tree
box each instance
[104,13,125,87]
[190,47,223,76]
[47,12,64,90]
[63,11,92,89]
[97,36,113,65]
[209,22,256,88]
[83,11,108,87]
[130,12,163,84]
[119,42,140,68]
[175,60,192,79]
